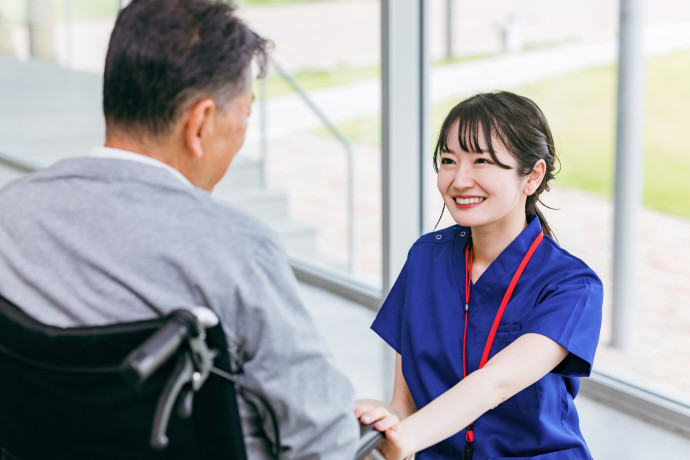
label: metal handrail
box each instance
[259,56,355,273]
[0,152,41,174]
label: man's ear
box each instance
[524,159,546,196]
[184,98,216,159]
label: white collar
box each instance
[88,146,193,188]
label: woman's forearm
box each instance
[395,365,504,453]
[395,333,568,456]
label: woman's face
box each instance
[437,121,529,233]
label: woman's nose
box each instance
[453,162,474,188]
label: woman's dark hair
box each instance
[433,91,559,238]
[103,0,270,138]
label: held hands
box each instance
[354,402,413,460]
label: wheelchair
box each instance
[0,294,383,460]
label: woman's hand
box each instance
[378,424,414,460]
[354,403,399,432]
[354,401,414,460]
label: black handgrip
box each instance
[356,422,385,460]
[122,315,192,386]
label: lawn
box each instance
[331,49,690,218]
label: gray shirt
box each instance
[0,155,359,459]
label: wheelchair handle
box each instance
[123,311,196,385]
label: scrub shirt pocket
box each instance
[490,324,540,410]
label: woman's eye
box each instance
[440,157,455,165]
[475,158,492,165]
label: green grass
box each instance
[514,66,618,199]
[328,49,690,218]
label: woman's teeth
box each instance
[456,197,485,205]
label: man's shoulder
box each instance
[0,156,282,256]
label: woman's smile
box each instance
[454,196,486,207]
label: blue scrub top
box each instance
[372,216,603,459]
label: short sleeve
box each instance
[371,260,409,354]
[523,269,603,377]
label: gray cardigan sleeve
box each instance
[229,236,359,460]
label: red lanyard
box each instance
[461,229,544,452]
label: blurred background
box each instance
[0,0,689,457]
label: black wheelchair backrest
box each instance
[0,294,246,460]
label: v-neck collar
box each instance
[452,215,543,308]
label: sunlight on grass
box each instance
[515,66,617,199]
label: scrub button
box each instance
[436,234,442,240]
[460,231,466,237]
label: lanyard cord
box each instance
[463,241,473,380]
[461,229,544,449]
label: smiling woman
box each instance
[436,125,539,260]
[433,91,556,241]
[357,91,603,460]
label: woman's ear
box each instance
[524,159,546,196]
[184,98,216,159]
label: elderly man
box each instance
[0,0,359,458]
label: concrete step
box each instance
[216,155,263,192]
[215,187,317,256]
[275,218,317,256]
[214,157,319,255]
[214,187,289,221]
[214,178,319,259]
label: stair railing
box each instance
[258,56,355,273]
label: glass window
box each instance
[224,0,384,289]
[0,0,384,291]
[425,0,690,407]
